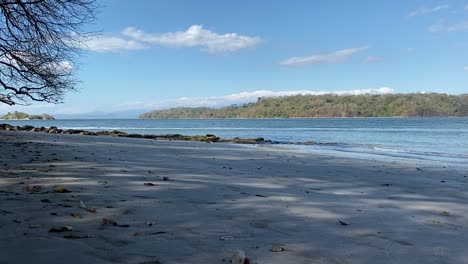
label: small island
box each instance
[0,111,55,120]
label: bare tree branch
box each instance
[0,0,97,105]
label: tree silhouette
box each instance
[0,0,97,106]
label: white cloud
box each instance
[57,61,73,71]
[85,25,260,53]
[280,46,369,66]
[42,60,73,74]
[0,52,72,73]
[121,25,261,53]
[408,5,449,17]
[86,36,147,52]
[119,88,395,110]
[363,56,380,63]
[429,20,468,32]
[464,66,468,71]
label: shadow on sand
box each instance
[0,131,467,264]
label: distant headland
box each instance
[0,111,55,120]
[140,93,468,119]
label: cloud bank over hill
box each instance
[0,88,395,117]
[119,87,395,110]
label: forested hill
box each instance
[140,93,468,119]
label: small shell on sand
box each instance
[270,245,285,252]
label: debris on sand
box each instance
[63,234,94,239]
[79,200,97,213]
[102,217,129,227]
[133,231,167,236]
[71,213,82,219]
[24,185,42,193]
[270,245,285,252]
[49,226,73,232]
[145,220,156,226]
[339,220,349,226]
[53,185,72,193]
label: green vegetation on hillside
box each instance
[0,111,55,120]
[140,93,468,118]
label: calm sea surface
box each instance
[4,118,468,165]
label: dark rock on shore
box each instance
[220,137,271,144]
[0,123,273,145]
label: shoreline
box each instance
[1,130,467,263]
[138,116,468,119]
[3,116,467,121]
[2,122,467,169]
[0,123,273,145]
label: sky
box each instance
[2,0,468,115]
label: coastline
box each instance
[0,123,272,144]
[137,116,468,120]
[1,130,467,263]
[2,120,467,169]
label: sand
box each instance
[0,130,467,264]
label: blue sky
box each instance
[3,0,468,115]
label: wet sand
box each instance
[0,130,467,264]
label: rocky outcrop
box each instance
[0,123,273,145]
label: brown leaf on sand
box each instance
[71,213,82,219]
[49,226,73,232]
[102,217,114,225]
[64,234,94,239]
[144,182,157,186]
[53,186,72,193]
[133,231,145,236]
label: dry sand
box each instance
[0,130,467,264]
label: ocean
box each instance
[4,118,468,166]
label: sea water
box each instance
[4,118,468,165]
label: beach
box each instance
[1,130,467,264]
